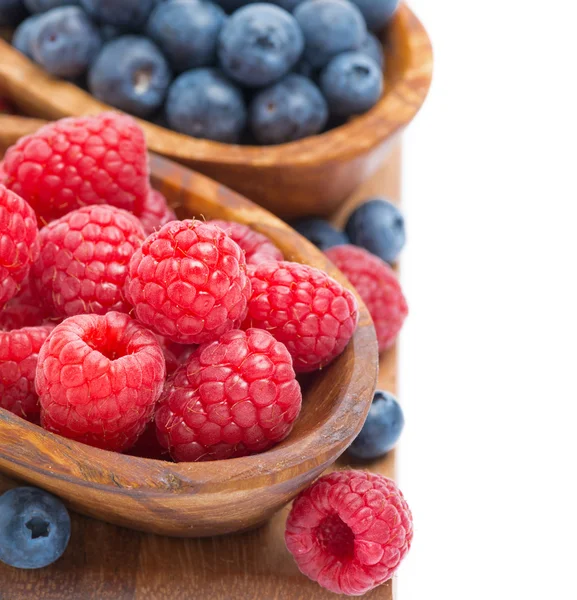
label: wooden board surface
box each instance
[0,145,402,600]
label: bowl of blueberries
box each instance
[0,0,432,218]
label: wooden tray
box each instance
[0,147,402,599]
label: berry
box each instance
[2,113,150,222]
[166,68,247,143]
[325,245,407,352]
[138,189,176,235]
[320,51,383,117]
[359,32,384,70]
[285,470,413,595]
[24,0,78,13]
[146,0,227,72]
[99,23,121,42]
[209,219,283,265]
[37,311,166,452]
[269,0,303,10]
[0,277,48,331]
[0,0,28,27]
[348,390,404,460]
[125,422,170,459]
[218,4,304,87]
[155,333,197,375]
[250,74,328,145]
[31,205,146,318]
[213,0,254,13]
[28,7,102,78]
[345,198,405,264]
[125,219,251,344]
[0,185,39,308]
[12,14,42,58]
[0,487,71,570]
[292,218,349,251]
[155,328,302,461]
[88,36,172,118]
[294,0,366,69]
[79,0,155,30]
[244,261,358,372]
[349,0,400,32]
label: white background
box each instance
[397,1,577,598]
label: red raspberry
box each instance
[31,205,145,318]
[37,311,166,452]
[138,189,177,235]
[125,422,169,460]
[244,261,358,373]
[0,277,47,331]
[155,334,197,376]
[155,328,302,462]
[125,219,251,345]
[325,245,408,353]
[209,220,283,266]
[285,470,413,596]
[2,113,149,223]
[0,184,39,307]
[0,324,54,423]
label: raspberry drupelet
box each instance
[138,189,176,235]
[0,277,48,331]
[155,328,302,462]
[36,311,166,452]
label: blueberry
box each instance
[345,198,405,263]
[213,0,255,14]
[293,0,366,69]
[349,0,399,32]
[268,0,304,10]
[12,13,41,57]
[359,32,384,70]
[0,487,71,569]
[0,0,28,27]
[218,3,304,87]
[146,0,226,73]
[29,6,101,78]
[250,74,327,145]
[99,24,121,41]
[23,0,77,13]
[293,57,316,79]
[347,390,404,460]
[79,0,155,30]
[88,35,171,118]
[320,51,382,117]
[292,218,348,250]
[166,68,247,142]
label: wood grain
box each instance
[0,4,431,219]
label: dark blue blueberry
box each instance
[99,24,121,41]
[79,0,155,30]
[349,0,399,32]
[88,35,172,118]
[166,68,247,142]
[250,74,327,145]
[0,0,28,27]
[12,13,41,57]
[292,218,348,250]
[0,487,71,569]
[320,51,382,117]
[218,3,304,87]
[293,57,316,79]
[293,0,366,69]
[345,198,405,263]
[146,0,226,72]
[359,32,384,70]
[29,6,101,78]
[347,390,404,460]
[23,0,77,13]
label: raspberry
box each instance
[155,334,196,376]
[36,311,166,452]
[0,184,39,308]
[209,220,283,266]
[125,422,169,460]
[125,219,251,345]
[138,189,176,235]
[325,245,407,352]
[31,205,145,318]
[243,261,358,373]
[285,470,413,596]
[0,324,54,423]
[0,277,47,331]
[155,328,302,462]
[2,112,150,223]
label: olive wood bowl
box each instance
[0,3,432,219]
[0,116,378,537]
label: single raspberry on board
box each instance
[37,311,166,452]
[325,245,407,352]
[0,277,48,331]
[125,219,251,345]
[2,112,149,223]
[243,261,358,372]
[285,470,413,596]
[31,205,145,318]
[0,184,39,308]
[155,328,302,462]
[209,220,283,266]
[0,324,54,423]
[138,189,176,235]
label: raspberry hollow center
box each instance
[316,514,355,560]
[83,326,130,361]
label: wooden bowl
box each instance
[0,124,378,537]
[0,4,432,219]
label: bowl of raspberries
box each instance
[0,0,432,218]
